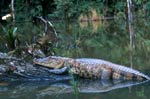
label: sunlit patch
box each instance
[2,14,11,20]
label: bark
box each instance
[11,0,15,25]
[127,0,134,68]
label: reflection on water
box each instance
[79,20,102,34]
[0,79,149,99]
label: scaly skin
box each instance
[33,56,150,80]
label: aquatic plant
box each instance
[67,65,79,96]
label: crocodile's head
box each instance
[33,56,71,69]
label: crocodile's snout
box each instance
[33,57,65,69]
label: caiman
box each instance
[33,56,150,81]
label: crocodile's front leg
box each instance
[45,67,68,74]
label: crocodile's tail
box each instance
[110,64,150,81]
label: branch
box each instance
[11,0,15,24]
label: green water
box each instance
[0,80,149,99]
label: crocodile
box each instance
[33,56,150,81]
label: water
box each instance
[0,80,149,99]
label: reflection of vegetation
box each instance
[68,66,78,97]
[67,65,79,97]
[136,87,147,99]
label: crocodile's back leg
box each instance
[93,65,136,80]
[101,67,112,79]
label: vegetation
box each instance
[0,0,150,68]
[2,27,19,50]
